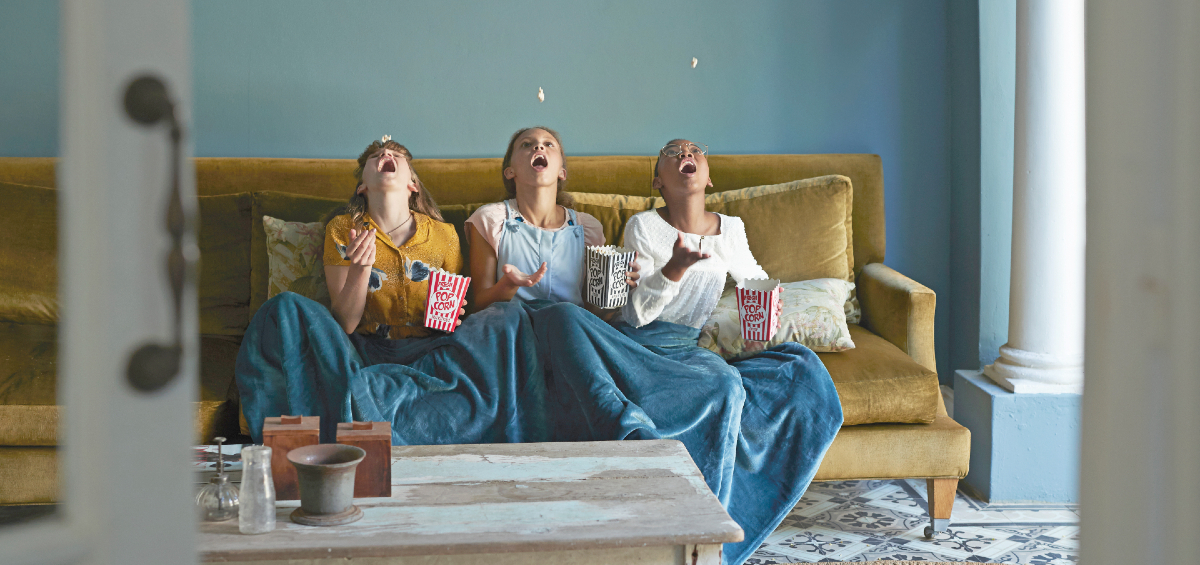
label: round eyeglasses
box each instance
[660,143,708,158]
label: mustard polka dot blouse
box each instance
[323,212,464,339]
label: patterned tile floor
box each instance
[2,478,1078,564]
[748,479,1079,564]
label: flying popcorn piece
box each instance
[381,134,391,143]
[537,87,545,102]
[691,57,698,68]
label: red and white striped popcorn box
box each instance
[736,278,781,341]
[423,269,471,333]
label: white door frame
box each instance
[1082,0,1200,563]
[0,1,197,564]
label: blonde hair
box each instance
[327,139,443,225]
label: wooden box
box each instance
[262,415,319,501]
[335,421,391,498]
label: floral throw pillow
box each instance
[846,291,862,324]
[698,278,856,360]
[263,216,330,307]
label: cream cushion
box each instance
[698,279,856,359]
[262,216,329,306]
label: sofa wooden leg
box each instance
[923,478,957,538]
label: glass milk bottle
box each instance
[238,446,276,534]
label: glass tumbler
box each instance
[238,445,276,534]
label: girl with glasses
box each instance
[610,138,843,565]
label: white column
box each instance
[983,0,1085,394]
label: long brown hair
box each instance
[501,126,574,208]
[327,139,443,225]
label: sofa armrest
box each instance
[857,263,937,373]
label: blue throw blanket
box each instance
[237,294,842,565]
[527,302,843,565]
[237,292,548,444]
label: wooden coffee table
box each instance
[198,440,743,564]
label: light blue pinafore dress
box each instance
[494,199,585,305]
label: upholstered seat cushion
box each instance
[819,324,940,425]
[814,413,970,481]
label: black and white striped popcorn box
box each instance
[585,245,637,309]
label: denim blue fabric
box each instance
[237,294,841,565]
[236,292,547,444]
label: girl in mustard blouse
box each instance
[323,139,463,339]
[236,138,548,445]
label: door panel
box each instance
[0,1,196,564]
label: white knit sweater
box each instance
[620,210,769,329]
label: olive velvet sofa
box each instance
[0,154,969,535]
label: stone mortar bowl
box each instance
[287,444,366,522]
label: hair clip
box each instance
[381,134,392,143]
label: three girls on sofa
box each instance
[235,130,841,565]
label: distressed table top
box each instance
[198,440,743,563]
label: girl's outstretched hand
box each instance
[346,228,377,268]
[661,233,710,282]
[625,252,641,288]
[500,262,548,289]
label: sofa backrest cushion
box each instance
[192,156,659,205]
[567,193,657,248]
[1,153,885,272]
[0,154,886,332]
[0,182,57,326]
[703,175,854,284]
[437,202,488,278]
[0,182,259,335]
[198,194,252,335]
[704,154,883,273]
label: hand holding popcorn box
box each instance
[424,269,470,332]
[585,245,637,309]
[736,278,781,341]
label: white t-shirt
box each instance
[465,200,606,253]
[621,209,769,329]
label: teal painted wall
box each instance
[978,0,1015,367]
[0,1,58,158]
[1,0,970,379]
[948,0,981,376]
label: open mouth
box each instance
[531,153,549,171]
[379,157,397,173]
[679,159,697,175]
